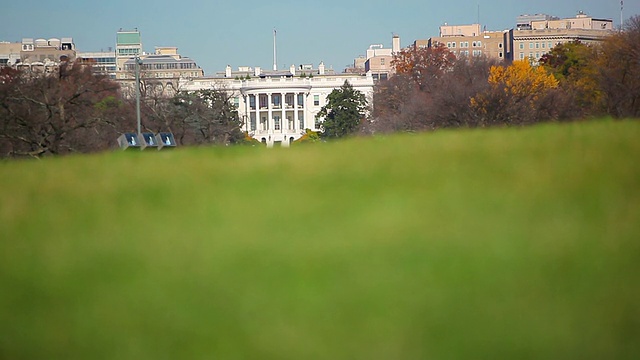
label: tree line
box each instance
[362,15,640,134]
[0,64,246,158]
[1,16,638,157]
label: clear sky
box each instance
[1,1,637,75]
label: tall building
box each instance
[180,64,374,147]
[115,29,142,72]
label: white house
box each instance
[179,63,375,147]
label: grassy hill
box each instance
[1,119,639,359]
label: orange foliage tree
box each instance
[391,43,456,91]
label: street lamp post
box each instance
[134,56,143,136]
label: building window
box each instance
[285,93,294,108]
[233,97,239,109]
[519,43,524,49]
[299,111,304,129]
[261,116,267,130]
[288,116,294,130]
[535,42,539,49]
[499,43,503,48]
[297,94,304,108]
[314,95,319,106]
[451,42,456,48]
[272,94,281,108]
[529,42,534,49]
[259,95,267,109]
[541,42,545,48]
[250,114,256,131]
[380,58,385,65]
[499,52,503,58]
[274,116,281,130]
[249,95,256,110]
[548,42,553,48]
[519,52,524,60]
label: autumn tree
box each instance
[539,41,601,118]
[592,15,640,118]
[316,81,368,139]
[369,55,497,133]
[391,43,457,91]
[0,62,130,158]
[470,60,559,125]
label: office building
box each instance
[513,11,614,62]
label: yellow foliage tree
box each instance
[488,60,558,100]
[470,60,560,125]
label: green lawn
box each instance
[1,119,639,359]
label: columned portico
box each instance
[244,86,311,147]
[180,71,375,148]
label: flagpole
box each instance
[273,28,277,71]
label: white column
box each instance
[280,92,286,132]
[267,93,272,133]
[293,92,299,132]
[244,95,250,132]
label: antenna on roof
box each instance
[620,1,624,30]
[273,28,277,71]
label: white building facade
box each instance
[180,67,374,147]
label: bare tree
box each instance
[0,62,131,158]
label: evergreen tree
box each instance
[316,81,367,138]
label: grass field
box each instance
[1,119,639,359]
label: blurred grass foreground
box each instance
[1,119,639,359]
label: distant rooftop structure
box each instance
[517,14,558,30]
[212,61,335,79]
[516,12,612,31]
[440,24,482,37]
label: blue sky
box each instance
[1,0,637,75]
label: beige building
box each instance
[115,29,204,97]
[439,24,482,37]
[365,35,400,81]
[417,24,511,61]
[0,37,76,73]
[346,35,400,80]
[120,46,203,80]
[0,42,22,67]
[513,11,614,62]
